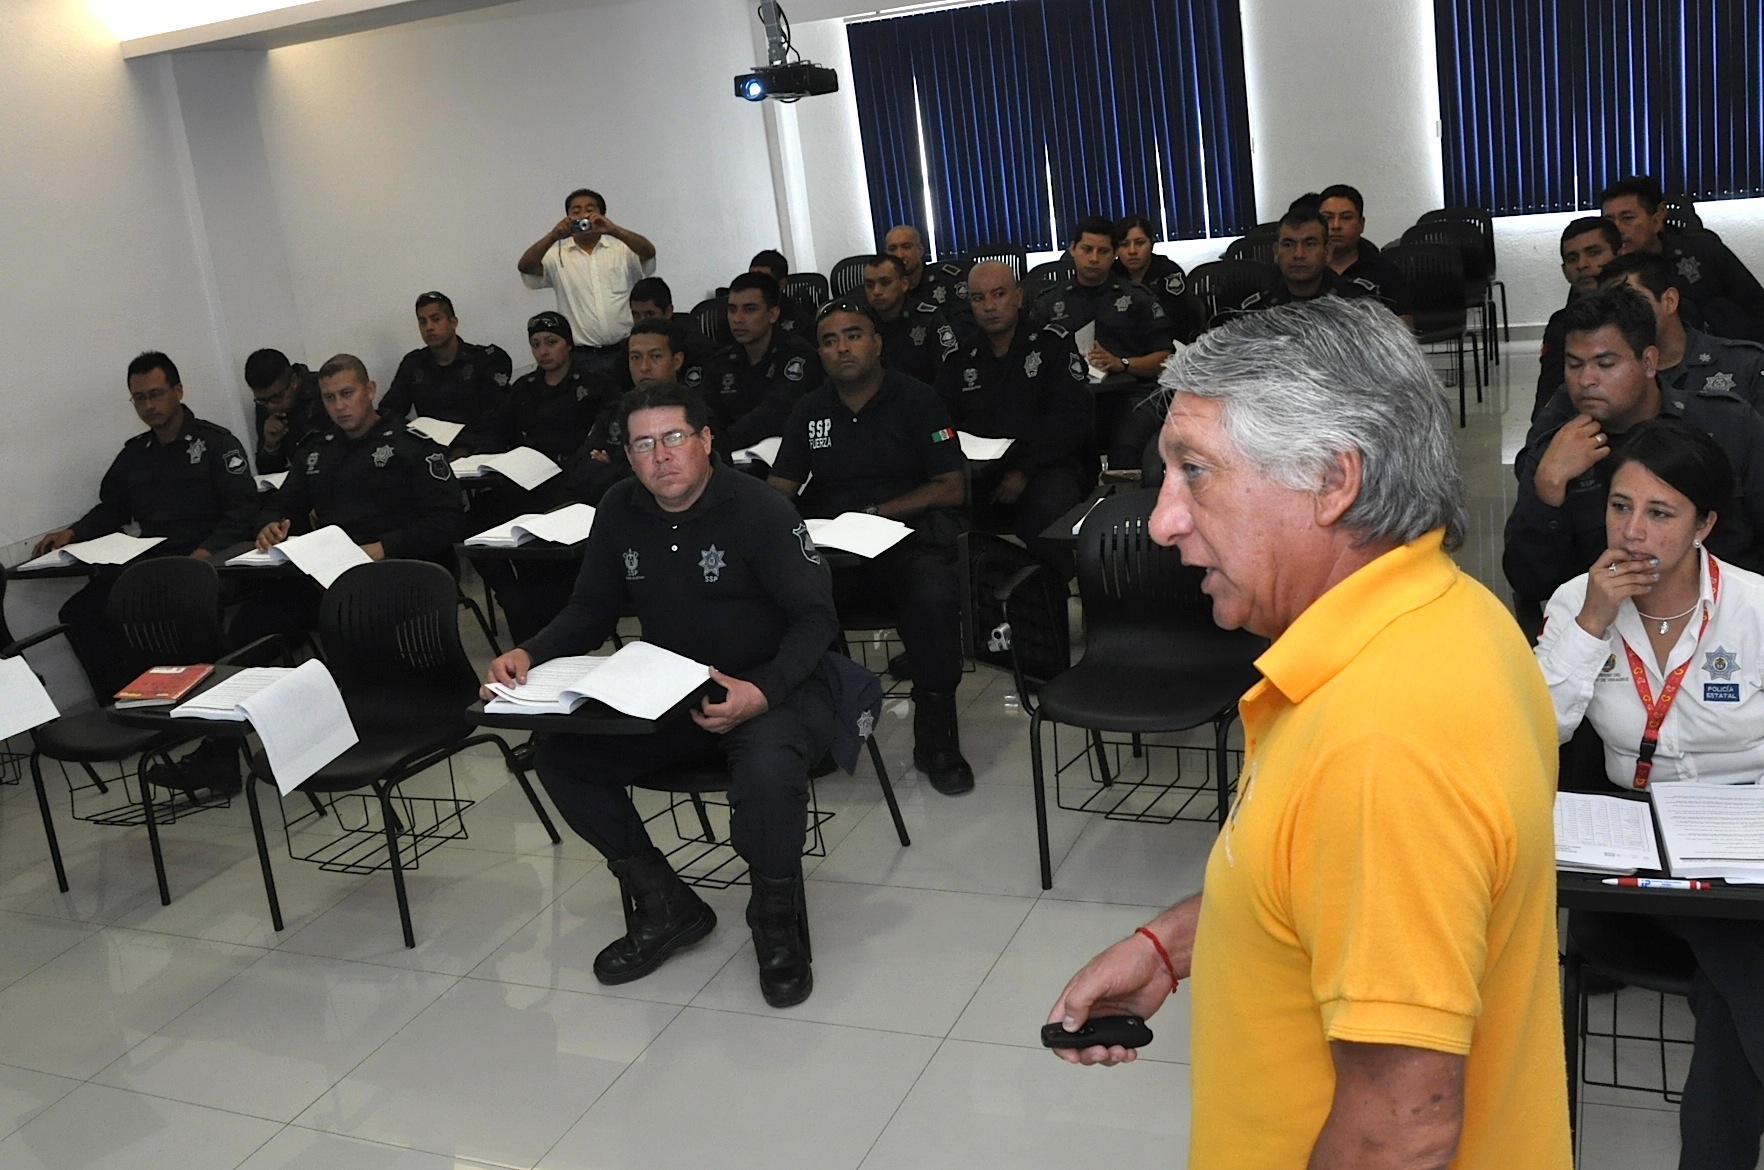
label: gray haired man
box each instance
[1048,297,1571,1169]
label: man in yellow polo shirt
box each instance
[1048,296,1569,1169]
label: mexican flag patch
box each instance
[930,427,956,443]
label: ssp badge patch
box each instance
[930,427,956,443]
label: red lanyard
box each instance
[1620,556,1719,789]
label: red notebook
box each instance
[114,664,215,708]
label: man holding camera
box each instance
[518,187,657,378]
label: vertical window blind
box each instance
[1435,0,1764,215]
[847,0,1256,256]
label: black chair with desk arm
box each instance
[782,271,831,312]
[964,243,1028,282]
[1186,259,1279,328]
[690,296,733,348]
[1381,242,1481,426]
[1400,218,1497,369]
[6,556,285,906]
[1222,234,1276,268]
[830,254,873,299]
[239,559,558,949]
[1417,205,1507,345]
[990,489,1266,889]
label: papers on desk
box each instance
[225,525,371,588]
[171,662,358,794]
[1651,784,1764,883]
[958,433,1015,462]
[464,503,597,548]
[732,436,783,466]
[485,642,710,720]
[18,532,166,571]
[1073,322,1104,384]
[805,513,913,559]
[407,417,464,446]
[0,657,59,741]
[254,471,288,492]
[450,447,562,490]
[1554,792,1661,874]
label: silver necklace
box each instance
[1634,601,1700,635]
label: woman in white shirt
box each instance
[1537,417,1764,1170]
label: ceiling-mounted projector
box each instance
[735,2,838,103]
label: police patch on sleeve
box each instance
[426,452,452,481]
[1164,272,1186,296]
[793,522,820,564]
[684,367,703,388]
[784,356,807,382]
[1068,353,1087,380]
[494,372,509,386]
[223,449,247,475]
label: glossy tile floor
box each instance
[0,337,1704,1168]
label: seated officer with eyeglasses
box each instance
[485,381,838,1008]
[30,350,257,699]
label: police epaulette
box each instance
[1040,322,1070,339]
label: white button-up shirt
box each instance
[1538,551,1764,788]
[523,234,653,347]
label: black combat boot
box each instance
[747,870,813,1008]
[912,690,974,795]
[593,850,716,985]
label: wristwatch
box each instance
[1120,355,1130,374]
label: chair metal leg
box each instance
[1091,730,1112,785]
[867,735,910,847]
[139,753,172,906]
[1496,279,1511,341]
[495,739,561,844]
[243,767,284,931]
[688,793,717,842]
[29,753,68,893]
[1471,328,1485,397]
[380,788,416,948]
[1456,337,1467,428]
[1031,710,1053,890]
[1130,732,1143,759]
[77,760,110,795]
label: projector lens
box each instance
[741,78,767,101]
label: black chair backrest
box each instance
[1026,256,1074,280]
[1380,243,1467,331]
[1223,236,1276,267]
[0,569,14,651]
[1400,220,1489,285]
[1186,259,1278,322]
[1417,206,1496,271]
[319,560,476,727]
[690,297,731,347]
[783,272,830,310]
[107,556,224,668]
[1242,220,1280,241]
[965,244,1028,281]
[963,531,1069,688]
[830,254,873,297]
[1661,193,1705,234]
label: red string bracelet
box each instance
[1136,926,1180,994]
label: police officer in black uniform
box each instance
[232,354,466,645]
[704,272,820,451]
[1318,185,1413,323]
[1601,252,1764,413]
[32,351,257,697]
[503,312,617,464]
[1112,214,1206,344]
[884,224,973,328]
[1534,218,1623,420]
[243,349,324,475]
[1504,289,1764,621]
[485,381,838,1008]
[1226,208,1361,319]
[1601,176,1764,343]
[749,249,811,337]
[1029,216,1172,380]
[864,254,960,385]
[938,260,1091,571]
[769,302,974,796]
[378,291,514,454]
[628,276,715,393]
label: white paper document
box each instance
[170,663,357,794]
[255,471,288,491]
[464,503,597,548]
[1073,322,1105,383]
[732,436,784,466]
[450,447,562,490]
[805,513,913,558]
[0,657,60,740]
[171,667,290,720]
[18,532,166,571]
[486,642,710,720]
[407,417,464,446]
[958,433,1015,462]
[226,525,371,588]
[1651,784,1764,882]
[1554,791,1661,874]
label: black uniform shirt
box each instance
[619,327,718,395]
[1661,326,1764,414]
[1504,384,1764,602]
[1231,269,1356,314]
[773,370,966,518]
[706,329,822,451]
[379,340,514,454]
[876,300,960,386]
[501,367,619,463]
[253,364,324,475]
[914,262,970,314]
[1029,275,1170,360]
[522,467,838,707]
[1660,228,1764,340]
[70,407,258,555]
[1334,240,1413,318]
[264,417,466,560]
[1115,254,1206,344]
[935,323,1091,473]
